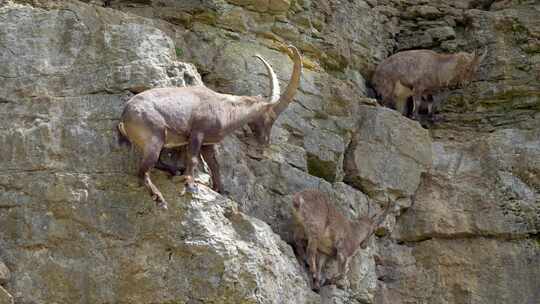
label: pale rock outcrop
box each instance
[344,105,432,200]
[1,0,539,303]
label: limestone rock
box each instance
[226,0,290,14]
[1,173,320,303]
[426,26,456,41]
[2,0,540,303]
[344,105,432,199]
[0,2,201,101]
[406,5,443,19]
[395,128,540,241]
[375,238,540,304]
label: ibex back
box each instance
[118,46,302,208]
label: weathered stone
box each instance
[304,128,346,182]
[2,0,540,303]
[1,173,320,303]
[272,21,301,41]
[405,5,443,19]
[268,0,291,13]
[376,238,540,304]
[397,32,435,50]
[0,3,202,101]
[395,128,540,241]
[344,105,432,199]
[217,7,249,33]
[426,25,455,41]
[226,0,290,14]
[374,5,399,18]
[319,0,394,75]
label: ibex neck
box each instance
[439,56,465,87]
[222,98,267,133]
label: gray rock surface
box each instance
[395,128,540,241]
[344,105,432,200]
[0,0,539,303]
[375,238,540,304]
[1,172,319,303]
[0,1,201,101]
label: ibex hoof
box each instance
[157,201,168,210]
[152,194,168,209]
[185,183,199,194]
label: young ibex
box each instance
[292,189,392,290]
[373,49,486,120]
[117,46,302,208]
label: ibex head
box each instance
[357,199,393,250]
[248,45,303,145]
[455,48,487,87]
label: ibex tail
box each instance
[117,122,131,146]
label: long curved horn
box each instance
[254,54,280,104]
[274,45,303,115]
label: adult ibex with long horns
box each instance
[118,46,302,209]
[373,49,486,120]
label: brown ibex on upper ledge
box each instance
[373,49,486,120]
[117,46,302,209]
[292,189,392,290]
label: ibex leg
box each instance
[293,227,307,264]
[317,254,328,287]
[394,95,409,117]
[411,88,424,120]
[183,132,204,194]
[306,239,320,290]
[201,145,222,194]
[138,138,168,209]
[330,252,349,285]
[155,150,183,176]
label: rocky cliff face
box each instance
[0,0,538,303]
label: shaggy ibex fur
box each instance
[292,189,392,290]
[117,46,302,208]
[373,49,486,120]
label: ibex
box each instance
[117,46,302,208]
[372,49,486,120]
[292,189,392,290]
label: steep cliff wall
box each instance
[0,0,538,303]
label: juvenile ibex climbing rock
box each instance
[373,49,486,120]
[117,46,302,208]
[292,189,392,290]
